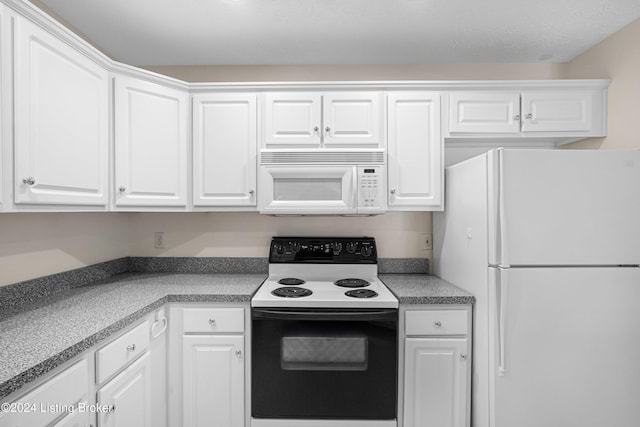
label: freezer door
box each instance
[488,149,640,266]
[490,267,640,427]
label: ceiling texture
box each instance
[36,0,640,66]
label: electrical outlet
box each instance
[154,232,165,249]
[421,233,433,250]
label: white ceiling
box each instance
[37,0,640,66]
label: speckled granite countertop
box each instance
[0,271,473,400]
[0,273,266,400]
[381,274,475,305]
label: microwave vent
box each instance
[261,150,385,165]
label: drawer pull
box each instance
[126,344,136,352]
[209,318,216,326]
[434,321,442,327]
[460,353,468,361]
[235,350,242,358]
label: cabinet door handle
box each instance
[126,344,136,352]
[526,113,533,119]
[390,189,396,195]
[119,186,126,193]
[235,350,242,358]
[22,177,36,185]
[209,318,216,326]
[324,126,331,136]
[107,405,116,414]
[460,353,468,361]
[433,321,442,327]
[513,115,520,121]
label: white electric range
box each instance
[251,237,399,427]
[251,237,398,309]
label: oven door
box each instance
[251,308,398,421]
[258,165,357,215]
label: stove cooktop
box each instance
[252,237,398,309]
[252,270,398,309]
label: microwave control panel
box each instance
[357,166,385,214]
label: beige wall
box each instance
[560,18,640,150]
[0,213,129,286]
[127,212,431,259]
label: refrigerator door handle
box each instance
[497,150,510,267]
[497,267,508,376]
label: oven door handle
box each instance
[252,308,397,321]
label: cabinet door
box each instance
[182,335,244,427]
[323,92,383,147]
[449,92,521,134]
[114,76,188,207]
[387,93,442,209]
[0,359,89,427]
[404,338,469,427]
[98,352,152,427]
[51,404,92,427]
[14,17,108,206]
[521,91,593,132]
[0,4,5,211]
[193,93,257,207]
[262,93,321,147]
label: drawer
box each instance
[96,320,150,384]
[183,307,244,333]
[405,310,468,336]
[0,359,88,427]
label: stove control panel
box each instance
[269,237,377,264]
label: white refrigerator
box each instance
[434,149,640,427]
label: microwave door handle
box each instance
[352,167,358,210]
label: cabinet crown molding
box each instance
[0,0,612,92]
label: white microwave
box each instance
[258,164,386,215]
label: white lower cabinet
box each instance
[182,335,245,427]
[404,338,468,427]
[0,359,90,427]
[97,352,152,427]
[402,307,471,427]
[51,405,93,427]
[174,305,246,427]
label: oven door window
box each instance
[281,336,368,371]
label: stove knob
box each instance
[276,244,286,255]
[361,245,373,257]
[290,242,301,253]
[345,242,358,254]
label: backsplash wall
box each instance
[127,211,432,259]
[0,211,431,287]
[0,213,129,286]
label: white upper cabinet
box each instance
[322,92,383,147]
[262,92,383,149]
[449,93,521,134]
[114,75,188,208]
[448,89,605,137]
[387,93,442,210]
[520,91,594,132]
[13,17,108,206]
[263,93,322,146]
[193,93,257,207]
